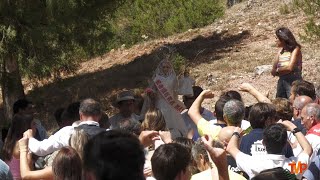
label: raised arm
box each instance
[188,90,214,125]
[201,135,229,180]
[239,83,271,103]
[279,120,312,156]
[226,127,242,159]
[19,136,53,180]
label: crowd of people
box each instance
[0,27,319,180]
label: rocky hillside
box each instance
[24,0,320,130]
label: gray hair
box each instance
[119,119,142,136]
[223,99,245,126]
[79,98,102,116]
[316,85,320,99]
[191,140,209,163]
[305,103,320,121]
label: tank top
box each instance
[5,156,21,180]
[278,51,302,75]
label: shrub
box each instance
[171,53,187,75]
[293,0,320,40]
[109,0,224,48]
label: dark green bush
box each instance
[110,0,224,47]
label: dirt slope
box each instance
[24,0,320,130]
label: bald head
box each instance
[294,96,313,109]
[218,126,236,143]
[293,96,313,119]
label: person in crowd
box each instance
[227,121,312,179]
[200,135,230,180]
[53,102,81,134]
[18,127,89,180]
[188,90,244,140]
[141,109,169,149]
[52,147,82,180]
[271,98,293,121]
[1,114,36,180]
[142,59,189,139]
[209,96,231,128]
[252,167,297,180]
[172,137,198,175]
[292,96,313,134]
[151,143,192,180]
[271,27,303,99]
[0,159,13,180]
[13,99,47,141]
[221,90,243,103]
[295,103,320,157]
[239,102,294,158]
[27,98,105,156]
[141,109,167,131]
[216,126,249,179]
[191,139,246,180]
[289,80,316,104]
[118,118,142,136]
[181,86,215,140]
[303,150,320,180]
[173,137,195,150]
[110,90,142,129]
[83,130,154,180]
[219,90,251,131]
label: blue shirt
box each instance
[240,128,294,158]
[0,159,13,180]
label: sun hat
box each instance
[116,90,135,104]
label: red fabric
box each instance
[307,123,320,136]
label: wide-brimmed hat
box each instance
[116,90,135,104]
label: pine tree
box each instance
[0,0,125,125]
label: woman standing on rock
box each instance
[271,27,302,99]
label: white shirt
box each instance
[29,120,100,156]
[294,134,320,159]
[236,152,310,179]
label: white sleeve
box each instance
[28,126,73,156]
[235,152,255,176]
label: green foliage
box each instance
[293,0,320,40]
[110,0,224,47]
[0,0,224,80]
[0,0,125,79]
[171,53,187,75]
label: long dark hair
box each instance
[276,27,301,53]
[2,114,33,161]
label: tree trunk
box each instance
[1,54,25,126]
